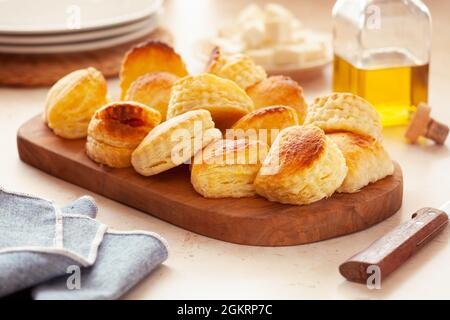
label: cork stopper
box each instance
[426,119,450,145]
[405,103,449,145]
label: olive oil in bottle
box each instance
[332,0,432,127]
[333,53,429,127]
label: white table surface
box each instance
[0,0,449,299]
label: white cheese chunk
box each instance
[263,3,295,44]
[288,30,307,44]
[264,18,292,44]
[247,48,273,66]
[241,21,265,49]
[300,42,328,62]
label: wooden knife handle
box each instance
[339,208,449,284]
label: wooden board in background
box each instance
[0,28,172,87]
[17,115,403,246]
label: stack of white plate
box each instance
[0,0,163,54]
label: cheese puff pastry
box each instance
[206,47,267,90]
[304,93,382,141]
[125,72,179,121]
[230,105,298,145]
[86,101,161,168]
[132,109,222,176]
[119,41,188,99]
[254,125,347,205]
[246,75,307,123]
[328,132,394,193]
[44,67,108,139]
[191,139,269,198]
[167,73,254,131]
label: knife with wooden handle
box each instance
[339,202,449,284]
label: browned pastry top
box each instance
[232,105,297,127]
[199,139,265,164]
[119,40,188,98]
[126,72,179,95]
[246,75,307,121]
[275,125,326,174]
[89,101,161,148]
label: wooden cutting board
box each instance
[17,115,403,246]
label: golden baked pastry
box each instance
[254,125,347,205]
[132,109,222,176]
[119,41,188,99]
[86,101,161,168]
[45,67,108,139]
[191,139,269,198]
[246,75,307,123]
[304,93,382,140]
[167,73,254,131]
[327,132,394,193]
[206,47,267,89]
[229,105,298,145]
[125,72,179,121]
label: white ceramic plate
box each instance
[0,14,159,45]
[0,0,163,34]
[0,25,155,54]
[194,34,333,78]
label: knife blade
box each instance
[339,203,449,284]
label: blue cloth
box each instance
[0,188,168,299]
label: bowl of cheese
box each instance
[196,3,332,80]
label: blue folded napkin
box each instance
[0,188,168,300]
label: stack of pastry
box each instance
[43,40,394,206]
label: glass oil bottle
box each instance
[332,0,432,127]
